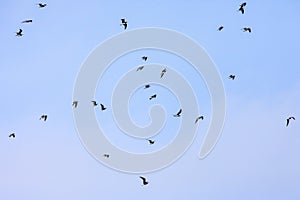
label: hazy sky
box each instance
[0,1,299,200]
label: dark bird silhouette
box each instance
[195,116,204,124]
[148,139,155,145]
[144,84,150,89]
[22,19,33,23]
[242,27,252,32]
[142,56,148,61]
[229,75,235,80]
[37,3,47,8]
[173,109,182,117]
[149,94,157,100]
[40,115,47,121]
[139,176,149,186]
[286,116,295,127]
[72,101,78,108]
[9,133,15,138]
[103,154,110,158]
[136,66,144,71]
[120,18,127,29]
[91,101,98,106]
[218,26,224,31]
[161,68,167,78]
[15,29,23,37]
[100,104,107,111]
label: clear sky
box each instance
[0,0,299,199]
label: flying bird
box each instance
[139,176,149,186]
[173,109,182,117]
[242,27,252,32]
[22,19,33,23]
[37,3,47,8]
[91,101,98,106]
[120,18,127,29]
[144,84,150,89]
[149,94,157,100]
[229,75,235,80]
[238,2,247,14]
[72,101,78,108]
[195,116,204,124]
[40,115,47,121]
[136,66,144,71]
[103,154,110,158]
[286,116,295,127]
[9,133,15,138]
[15,29,23,37]
[100,104,107,111]
[160,68,167,78]
[148,139,155,145]
[218,26,224,31]
[142,56,148,61]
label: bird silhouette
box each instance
[40,115,47,121]
[15,29,23,37]
[218,26,224,31]
[103,154,110,158]
[173,109,182,117]
[195,116,204,124]
[238,2,247,14]
[149,94,157,100]
[91,101,98,106]
[37,3,47,8]
[139,176,149,186]
[148,139,155,145]
[136,66,144,71]
[144,84,150,89]
[242,27,251,32]
[142,56,148,61]
[120,18,127,29]
[72,101,78,108]
[9,133,15,138]
[161,68,167,78]
[22,19,33,23]
[100,104,107,111]
[229,75,235,80]
[286,116,295,127]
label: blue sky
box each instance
[0,0,299,199]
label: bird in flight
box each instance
[149,94,157,100]
[9,133,16,138]
[72,101,78,108]
[15,29,23,37]
[40,115,47,121]
[195,116,204,124]
[218,26,224,31]
[229,75,235,80]
[148,139,155,145]
[144,84,150,89]
[37,3,47,8]
[160,68,167,78]
[142,56,148,61]
[120,18,127,30]
[91,101,98,106]
[173,108,182,117]
[238,2,247,14]
[286,116,295,127]
[100,104,107,111]
[139,176,149,186]
[136,66,144,71]
[103,154,110,158]
[242,27,252,33]
[22,19,33,23]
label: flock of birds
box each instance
[9,1,296,187]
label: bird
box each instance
[37,3,47,8]
[242,27,252,33]
[120,18,127,29]
[100,104,107,111]
[148,139,155,145]
[149,94,157,100]
[72,101,78,108]
[218,26,224,31]
[22,19,33,23]
[160,68,167,78]
[136,66,144,71]
[15,29,23,37]
[91,101,98,106]
[40,115,47,121]
[139,176,149,186]
[144,84,150,89]
[9,133,15,138]
[195,116,204,124]
[103,154,110,158]
[229,75,235,80]
[173,109,182,117]
[286,116,295,127]
[142,56,148,61]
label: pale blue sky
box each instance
[0,0,299,199]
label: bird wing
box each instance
[124,23,127,29]
[139,176,146,181]
[286,119,289,126]
[177,109,182,115]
